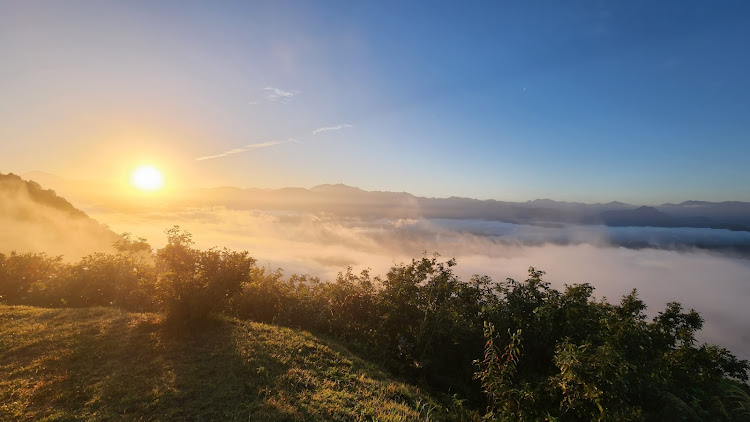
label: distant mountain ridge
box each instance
[19,173,750,232]
[186,183,750,232]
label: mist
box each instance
[84,205,750,358]
[0,183,119,260]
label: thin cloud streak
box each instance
[195,139,297,161]
[313,124,353,135]
[264,86,299,103]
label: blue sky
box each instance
[1,0,749,203]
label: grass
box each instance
[0,305,450,421]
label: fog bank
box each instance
[86,206,750,358]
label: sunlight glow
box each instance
[130,166,164,191]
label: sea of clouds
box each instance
[84,206,750,359]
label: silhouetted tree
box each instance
[156,226,255,324]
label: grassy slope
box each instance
[0,305,447,421]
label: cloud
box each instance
[195,139,297,161]
[312,124,353,135]
[84,206,750,359]
[264,86,299,103]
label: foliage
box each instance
[113,232,153,257]
[0,251,65,306]
[375,256,494,395]
[156,226,256,324]
[0,242,155,311]
[62,252,156,309]
[473,268,749,421]
[473,324,529,420]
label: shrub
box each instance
[156,226,255,324]
[474,268,750,420]
[0,251,66,306]
[62,252,156,310]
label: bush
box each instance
[156,226,255,324]
[62,252,156,310]
[474,268,750,421]
[0,251,66,306]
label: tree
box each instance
[156,226,255,325]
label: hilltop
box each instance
[0,305,448,421]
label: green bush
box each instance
[156,226,255,324]
[0,251,66,306]
[474,268,750,421]
[62,252,156,309]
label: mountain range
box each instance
[186,183,750,232]
[20,172,750,232]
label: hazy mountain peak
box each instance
[310,184,366,194]
[634,205,659,212]
[526,198,562,206]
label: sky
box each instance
[1,0,749,204]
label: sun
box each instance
[130,166,164,191]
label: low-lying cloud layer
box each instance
[86,206,750,358]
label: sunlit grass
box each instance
[0,305,446,421]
